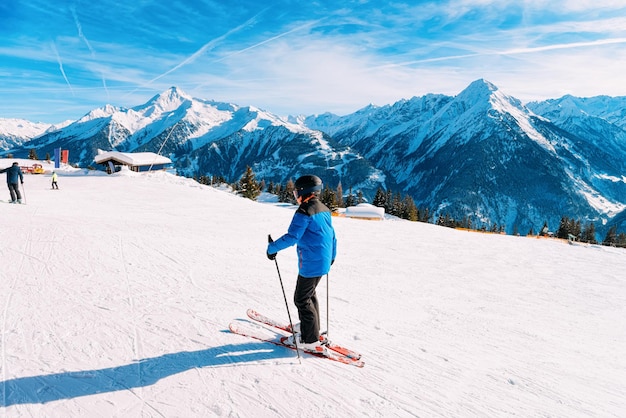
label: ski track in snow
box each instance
[0,165,625,417]
[117,235,152,415]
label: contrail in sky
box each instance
[500,37,626,54]
[51,42,74,96]
[373,37,626,69]
[141,9,321,87]
[214,18,323,63]
[144,11,269,86]
[71,6,95,55]
[71,5,109,98]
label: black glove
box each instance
[267,234,276,260]
[331,259,335,265]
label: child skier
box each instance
[266,174,337,354]
[51,171,59,189]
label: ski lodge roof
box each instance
[94,151,171,171]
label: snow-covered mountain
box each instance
[0,118,70,150]
[304,80,626,235]
[528,95,626,129]
[3,80,626,236]
[525,95,626,234]
[0,87,384,195]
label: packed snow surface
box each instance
[0,161,625,417]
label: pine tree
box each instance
[385,190,394,213]
[335,182,344,208]
[345,187,356,208]
[581,222,596,244]
[437,213,454,228]
[238,166,261,200]
[391,192,403,217]
[28,148,39,160]
[284,180,295,204]
[603,225,618,246]
[372,188,386,209]
[402,196,418,221]
[277,183,286,202]
[274,184,284,201]
[321,186,338,211]
[421,207,431,223]
[357,190,365,204]
[212,175,226,185]
[556,216,569,239]
[573,220,581,239]
[197,175,211,185]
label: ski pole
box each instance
[20,182,26,204]
[326,273,329,339]
[268,234,301,362]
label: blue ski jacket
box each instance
[1,164,24,184]
[268,198,337,278]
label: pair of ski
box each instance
[229,309,364,368]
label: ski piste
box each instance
[228,320,365,368]
[246,308,362,361]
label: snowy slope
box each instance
[0,162,625,417]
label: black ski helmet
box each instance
[294,174,323,198]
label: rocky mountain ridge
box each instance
[2,80,625,235]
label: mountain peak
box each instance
[163,86,192,101]
[140,87,193,114]
[80,104,119,122]
[454,78,528,117]
[457,79,498,101]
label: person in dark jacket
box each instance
[0,162,24,203]
[267,174,337,354]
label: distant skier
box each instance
[51,171,59,189]
[0,162,24,203]
[266,174,337,354]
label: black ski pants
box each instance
[294,275,322,344]
[8,183,21,201]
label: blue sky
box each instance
[2,0,626,123]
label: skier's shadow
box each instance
[0,340,289,407]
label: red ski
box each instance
[246,308,362,361]
[229,321,364,367]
